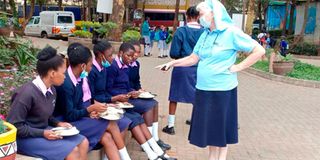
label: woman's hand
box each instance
[87,102,107,113]
[128,91,140,99]
[44,130,63,140]
[112,94,130,102]
[155,62,172,71]
[90,111,100,119]
[229,64,244,73]
[56,122,72,128]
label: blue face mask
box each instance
[102,60,111,68]
[199,16,212,29]
[80,69,88,79]
[101,56,111,68]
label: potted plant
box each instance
[0,118,17,160]
[69,30,93,49]
[0,15,10,37]
[273,54,295,75]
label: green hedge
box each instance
[291,42,319,56]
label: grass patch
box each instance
[236,57,320,81]
[287,61,320,81]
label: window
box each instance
[34,17,40,24]
[28,18,34,25]
[57,16,73,24]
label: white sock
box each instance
[147,138,164,156]
[152,122,159,141]
[119,147,131,160]
[141,142,158,160]
[148,126,153,136]
[168,115,175,128]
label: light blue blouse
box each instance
[193,26,256,91]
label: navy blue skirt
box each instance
[169,66,197,104]
[128,98,157,114]
[188,88,238,148]
[124,109,145,130]
[17,127,85,160]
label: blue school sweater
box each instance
[88,65,112,103]
[128,61,141,91]
[106,60,134,96]
[54,72,89,122]
[170,26,204,59]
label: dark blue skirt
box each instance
[169,66,197,104]
[117,116,131,132]
[124,109,145,130]
[188,88,238,148]
[17,127,85,160]
[128,98,157,114]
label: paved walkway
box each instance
[29,37,320,160]
[298,58,320,67]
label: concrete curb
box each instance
[244,67,320,89]
[293,55,320,60]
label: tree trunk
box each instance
[288,0,296,35]
[87,0,92,21]
[292,0,310,47]
[245,0,255,35]
[258,0,262,30]
[3,0,6,11]
[140,0,146,34]
[173,0,180,32]
[24,0,27,19]
[282,0,290,36]
[9,0,17,17]
[23,0,35,30]
[58,0,62,11]
[110,0,125,41]
[242,0,246,31]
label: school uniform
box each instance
[87,59,131,131]
[128,61,142,91]
[169,22,204,104]
[54,67,109,150]
[7,76,85,160]
[159,31,169,57]
[106,56,157,114]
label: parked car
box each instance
[24,11,75,38]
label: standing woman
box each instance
[7,47,89,160]
[162,6,204,135]
[157,0,265,160]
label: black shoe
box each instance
[162,126,175,135]
[157,139,171,150]
[185,119,191,125]
[159,155,177,160]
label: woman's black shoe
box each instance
[157,139,171,150]
[162,126,175,135]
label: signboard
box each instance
[97,0,113,14]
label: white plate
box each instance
[138,92,155,99]
[117,102,134,109]
[52,127,80,136]
[103,107,125,114]
[100,114,122,120]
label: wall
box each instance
[295,2,320,44]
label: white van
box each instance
[24,11,75,38]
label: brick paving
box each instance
[29,37,320,160]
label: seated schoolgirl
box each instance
[106,43,171,150]
[7,47,89,160]
[89,40,177,160]
[54,44,131,160]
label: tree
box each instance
[2,0,7,12]
[58,0,62,11]
[245,0,255,35]
[282,0,290,36]
[258,0,262,30]
[110,0,125,41]
[173,0,180,32]
[292,0,310,47]
[242,0,247,31]
[288,0,296,35]
[87,0,92,21]
[23,0,35,30]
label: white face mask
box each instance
[199,12,212,29]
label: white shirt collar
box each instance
[32,76,53,96]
